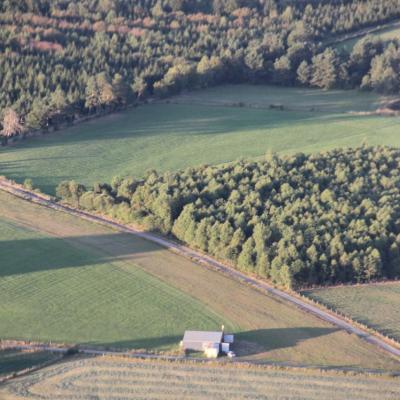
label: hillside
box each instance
[56,146,400,288]
[1,1,400,395]
[1,85,399,195]
[1,0,400,140]
[1,189,400,369]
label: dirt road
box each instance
[1,178,399,361]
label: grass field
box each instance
[1,85,399,195]
[0,350,59,379]
[0,193,233,349]
[171,84,395,112]
[335,21,400,52]
[303,283,400,342]
[1,190,400,370]
[1,356,400,400]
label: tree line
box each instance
[1,0,400,140]
[56,146,400,289]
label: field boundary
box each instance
[1,177,400,362]
[160,97,400,116]
[300,283,400,344]
[1,97,160,148]
[325,18,400,48]
[161,98,299,112]
[2,343,400,378]
[3,85,398,150]
[302,279,400,292]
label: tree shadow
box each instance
[0,102,368,197]
[0,103,339,153]
[0,232,158,277]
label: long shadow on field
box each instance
[94,335,182,351]
[92,327,338,355]
[234,327,339,356]
[0,349,57,377]
[0,232,160,277]
[0,104,338,153]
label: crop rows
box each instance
[3,357,400,400]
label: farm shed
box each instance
[181,330,234,358]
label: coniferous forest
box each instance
[2,0,400,383]
[56,146,400,289]
[1,0,400,138]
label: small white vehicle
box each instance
[227,351,236,358]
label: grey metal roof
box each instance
[183,331,223,343]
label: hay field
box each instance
[1,356,400,400]
[1,190,400,370]
[303,283,400,342]
[1,85,399,195]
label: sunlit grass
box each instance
[1,85,399,195]
[303,283,400,341]
[0,216,233,349]
[1,191,400,370]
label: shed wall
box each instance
[182,341,221,351]
[182,341,205,351]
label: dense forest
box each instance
[1,0,400,139]
[56,146,400,289]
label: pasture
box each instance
[170,84,395,112]
[0,191,233,349]
[1,85,399,195]
[1,356,400,400]
[303,283,400,342]
[1,190,400,370]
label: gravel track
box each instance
[1,178,399,362]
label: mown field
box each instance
[1,85,399,195]
[1,190,400,370]
[335,20,400,52]
[1,356,400,400]
[0,191,233,350]
[0,349,59,379]
[304,283,400,342]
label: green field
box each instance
[171,84,395,112]
[335,21,400,52]
[0,350,58,379]
[1,190,400,370]
[0,199,233,349]
[303,283,400,342]
[1,356,400,400]
[1,85,399,195]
